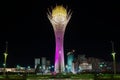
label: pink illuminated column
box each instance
[47,5,72,73]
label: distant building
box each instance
[67,51,74,72]
[88,57,100,72]
[79,62,92,71]
[35,58,40,69]
[41,57,46,70]
[46,60,51,73]
[77,55,92,72]
[46,60,50,66]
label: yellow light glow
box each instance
[52,6,67,22]
[52,6,67,17]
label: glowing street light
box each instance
[3,41,8,76]
[112,52,116,74]
[111,41,116,75]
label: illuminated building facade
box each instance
[41,57,46,70]
[47,5,72,73]
[67,51,74,72]
[35,58,40,69]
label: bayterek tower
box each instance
[47,5,72,73]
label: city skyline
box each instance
[0,0,120,67]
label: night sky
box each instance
[0,0,120,67]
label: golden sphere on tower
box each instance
[52,6,67,22]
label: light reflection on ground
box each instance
[27,79,94,80]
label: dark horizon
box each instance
[0,0,120,67]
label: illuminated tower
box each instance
[47,5,72,73]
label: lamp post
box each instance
[111,41,116,75]
[112,52,116,74]
[3,52,8,76]
[3,41,8,76]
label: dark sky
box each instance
[0,0,120,67]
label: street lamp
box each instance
[3,52,8,76]
[111,41,116,75]
[112,52,116,75]
[3,41,8,76]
